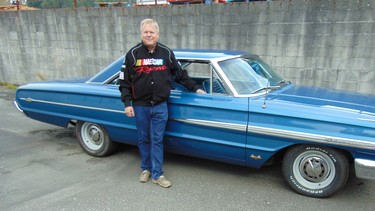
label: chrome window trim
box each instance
[211,56,271,98]
[210,56,241,97]
[103,72,121,85]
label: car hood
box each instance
[274,85,375,123]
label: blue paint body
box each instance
[15,49,375,171]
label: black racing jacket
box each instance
[119,42,198,107]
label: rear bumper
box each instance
[13,100,24,113]
[355,159,375,180]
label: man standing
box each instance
[119,19,205,188]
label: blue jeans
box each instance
[133,102,168,179]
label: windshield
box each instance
[218,57,284,95]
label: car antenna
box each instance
[262,80,270,109]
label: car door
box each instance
[165,62,248,166]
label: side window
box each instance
[202,72,227,95]
[184,62,211,78]
[172,62,210,92]
[183,62,227,95]
[110,78,120,85]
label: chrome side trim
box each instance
[17,97,375,151]
[174,118,375,150]
[20,97,124,114]
[248,125,375,150]
[355,159,375,180]
[174,119,247,132]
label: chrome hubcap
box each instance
[293,150,335,189]
[81,123,104,150]
[89,127,101,143]
[300,156,329,183]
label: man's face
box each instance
[141,23,159,49]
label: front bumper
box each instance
[355,159,375,180]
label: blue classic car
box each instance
[14,49,375,198]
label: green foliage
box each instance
[0,82,19,90]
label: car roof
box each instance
[174,49,251,60]
[87,49,254,84]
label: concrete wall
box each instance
[1,0,375,94]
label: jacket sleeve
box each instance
[170,51,198,92]
[118,53,133,107]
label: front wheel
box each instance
[282,145,349,198]
[76,121,117,157]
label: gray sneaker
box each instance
[152,175,171,188]
[139,170,150,183]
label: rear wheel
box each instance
[76,121,117,157]
[282,145,349,198]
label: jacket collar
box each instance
[141,41,158,54]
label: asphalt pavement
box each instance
[0,86,374,211]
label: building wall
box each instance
[1,0,375,94]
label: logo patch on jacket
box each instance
[136,59,164,66]
[134,58,167,75]
[119,72,124,80]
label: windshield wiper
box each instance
[252,85,280,94]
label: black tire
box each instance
[282,145,349,198]
[76,121,117,157]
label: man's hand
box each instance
[124,106,135,117]
[196,89,206,94]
